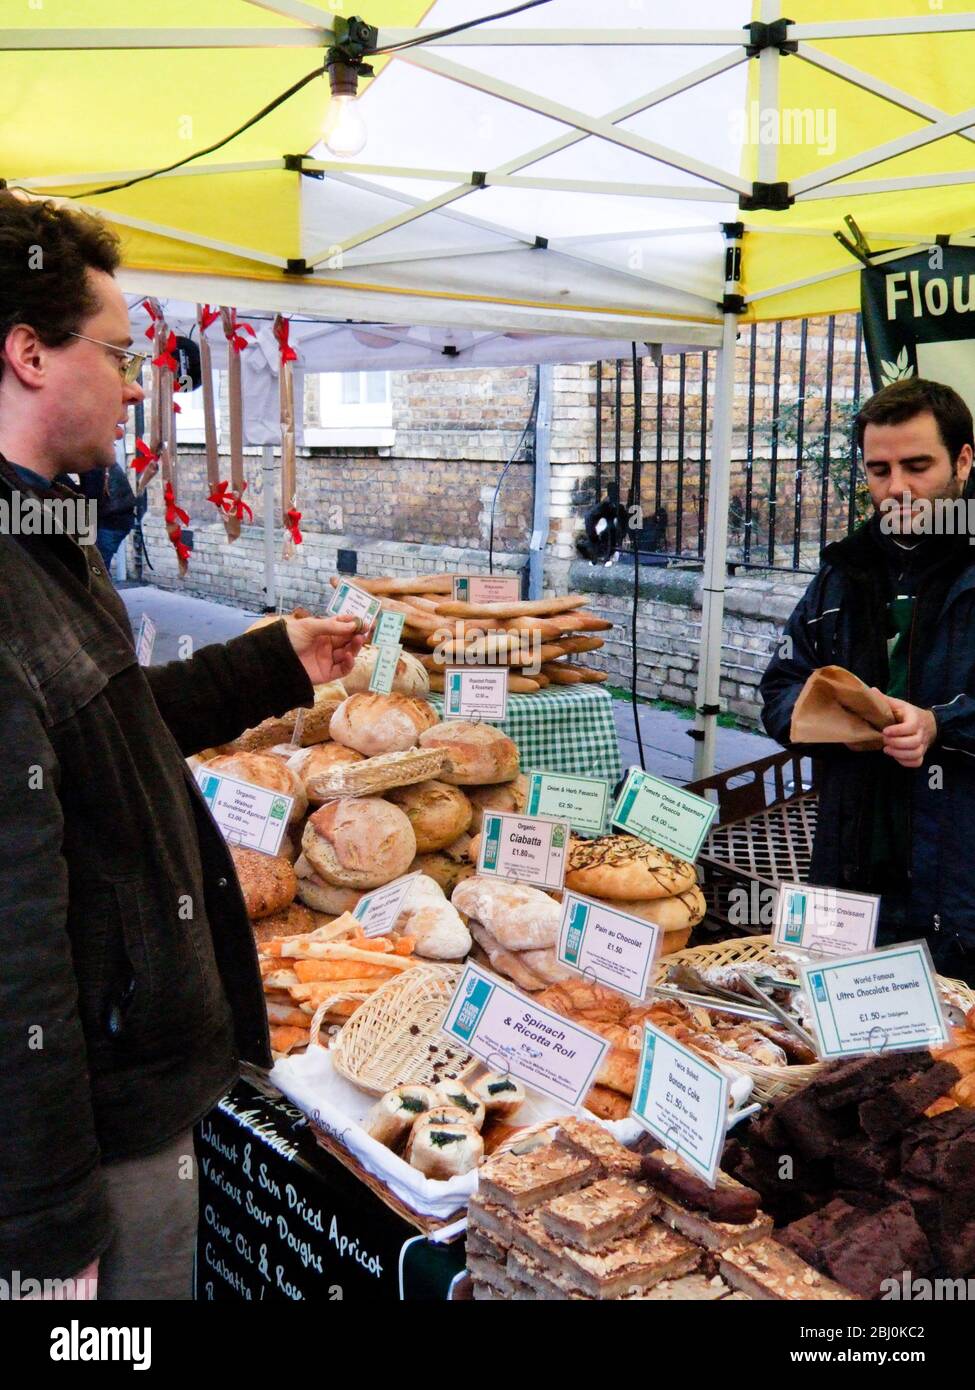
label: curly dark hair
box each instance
[0,191,121,380]
[857,376,974,467]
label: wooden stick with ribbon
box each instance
[273,314,302,558]
[219,306,254,542]
[196,303,235,540]
[147,301,190,576]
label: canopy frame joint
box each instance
[744,18,798,58]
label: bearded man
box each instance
[761,378,975,982]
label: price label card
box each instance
[373,610,405,648]
[326,580,381,636]
[353,872,422,938]
[136,612,156,667]
[631,1023,730,1187]
[444,667,508,721]
[196,768,293,857]
[774,881,879,958]
[368,643,402,695]
[526,771,609,836]
[612,768,717,862]
[453,575,521,604]
[442,962,608,1108]
[557,892,661,1001]
[478,811,569,890]
[801,941,951,1059]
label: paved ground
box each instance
[120,585,780,784]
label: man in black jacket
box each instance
[0,193,365,1297]
[761,377,975,983]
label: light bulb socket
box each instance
[326,55,362,100]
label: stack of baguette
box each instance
[328,573,611,693]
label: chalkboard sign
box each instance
[194,1079,466,1302]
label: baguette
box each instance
[552,635,605,655]
[428,637,567,665]
[511,669,550,688]
[507,613,613,635]
[540,663,584,684]
[376,597,443,634]
[428,671,541,694]
[433,595,590,619]
[330,574,456,596]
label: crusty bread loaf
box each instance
[230,716,298,752]
[296,682,349,745]
[251,901,317,944]
[229,845,297,919]
[409,850,476,896]
[341,644,430,697]
[293,853,364,914]
[434,594,589,619]
[418,721,519,785]
[302,796,417,889]
[565,835,698,901]
[385,779,473,853]
[329,692,438,757]
[287,742,364,802]
[206,751,308,822]
[469,921,548,992]
[451,876,560,951]
[465,774,530,834]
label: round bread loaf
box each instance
[287,742,365,802]
[418,721,519,785]
[564,834,697,901]
[341,645,430,696]
[385,780,473,853]
[230,716,298,753]
[329,693,438,757]
[609,885,706,932]
[409,851,476,897]
[296,681,349,746]
[229,845,297,919]
[293,854,364,915]
[465,773,529,834]
[302,797,417,889]
[658,925,693,956]
[251,901,317,945]
[206,751,308,822]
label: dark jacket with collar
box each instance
[760,517,975,950]
[0,459,313,1281]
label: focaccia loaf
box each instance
[565,835,697,901]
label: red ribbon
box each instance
[174,539,191,567]
[273,317,298,364]
[152,330,178,373]
[199,303,221,331]
[207,479,233,514]
[229,482,253,523]
[131,438,159,474]
[164,480,189,529]
[285,508,303,546]
[225,310,256,355]
[142,299,162,342]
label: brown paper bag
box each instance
[790,665,896,750]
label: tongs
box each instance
[651,982,779,1025]
[733,972,819,1055]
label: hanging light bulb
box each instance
[323,19,376,160]
[322,91,368,159]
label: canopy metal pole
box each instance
[528,365,553,600]
[691,224,741,780]
[262,446,277,613]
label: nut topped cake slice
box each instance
[540,1176,658,1251]
[477,1142,599,1213]
[719,1238,859,1301]
[555,1115,643,1178]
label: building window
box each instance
[304,371,394,446]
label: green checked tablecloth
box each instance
[427,685,622,786]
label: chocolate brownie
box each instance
[820,1201,933,1300]
[777,1196,884,1271]
[901,1110,975,1191]
[811,1051,933,1110]
[775,1089,859,1162]
[833,1135,899,1190]
[639,1146,760,1224]
[934,1217,975,1279]
[858,1061,961,1143]
[884,1175,975,1274]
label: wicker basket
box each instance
[651,934,975,1104]
[306,746,449,801]
[330,961,475,1094]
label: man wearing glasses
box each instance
[0,192,365,1299]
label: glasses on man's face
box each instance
[66,332,147,385]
